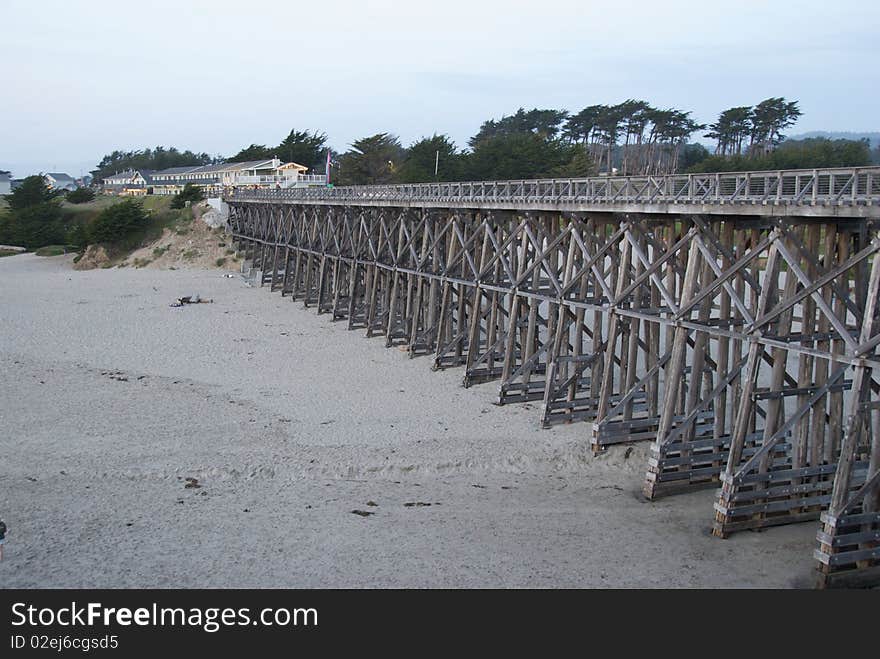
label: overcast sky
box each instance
[2,0,878,176]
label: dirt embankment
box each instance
[73,245,111,270]
[122,218,241,272]
[76,202,242,272]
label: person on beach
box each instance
[0,518,7,561]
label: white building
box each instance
[44,172,78,192]
[102,170,153,196]
[146,159,325,196]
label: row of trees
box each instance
[92,146,218,181]
[689,137,874,173]
[558,103,705,175]
[331,98,808,183]
[705,98,802,158]
[91,131,330,182]
[333,131,594,185]
[230,130,329,171]
[85,96,876,188]
[332,103,705,185]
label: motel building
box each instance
[102,158,326,197]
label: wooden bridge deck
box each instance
[229,167,880,218]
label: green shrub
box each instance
[0,175,69,248]
[65,221,89,248]
[170,183,205,209]
[215,257,227,267]
[0,202,65,249]
[87,199,149,244]
[34,245,70,256]
[4,175,61,210]
[66,187,96,204]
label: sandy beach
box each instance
[0,253,818,588]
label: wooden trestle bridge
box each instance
[226,166,880,588]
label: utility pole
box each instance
[434,150,439,179]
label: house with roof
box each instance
[44,172,78,192]
[102,170,153,196]
[147,159,322,196]
[226,159,310,187]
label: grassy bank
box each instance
[114,195,194,254]
[34,245,77,256]
[68,195,194,263]
[4,191,214,267]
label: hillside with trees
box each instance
[92,147,216,181]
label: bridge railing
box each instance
[225,166,880,207]
[234,174,328,187]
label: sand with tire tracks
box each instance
[0,252,816,587]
